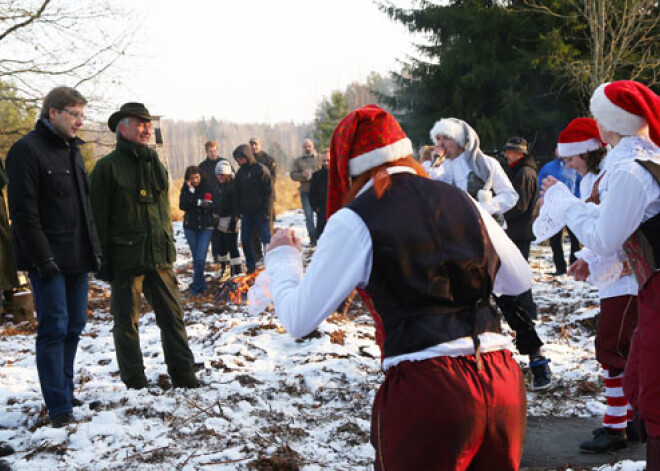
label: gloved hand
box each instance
[36,259,60,279]
[95,265,113,282]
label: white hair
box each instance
[116,117,131,137]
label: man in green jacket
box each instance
[0,158,18,313]
[90,103,198,390]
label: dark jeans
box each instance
[184,227,213,294]
[300,191,316,242]
[497,239,542,355]
[210,227,222,259]
[218,232,240,260]
[29,272,88,418]
[110,268,196,388]
[316,202,327,239]
[549,228,580,274]
[241,214,271,273]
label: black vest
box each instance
[348,173,501,358]
[623,159,660,287]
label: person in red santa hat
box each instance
[539,117,640,452]
[263,104,533,470]
[540,81,660,467]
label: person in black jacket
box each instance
[249,137,276,259]
[232,144,272,273]
[500,137,550,389]
[212,160,241,277]
[5,86,101,428]
[179,165,215,295]
[503,137,539,256]
[309,149,329,239]
[199,140,234,263]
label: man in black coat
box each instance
[503,137,539,257]
[233,144,273,273]
[249,137,276,258]
[6,86,101,428]
[309,149,329,239]
[199,140,233,262]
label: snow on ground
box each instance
[0,209,646,470]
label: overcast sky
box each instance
[117,0,417,124]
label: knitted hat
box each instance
[430,118,467,146]
[590,80,660,146]
[327,104,413,217]
[557,118,604,157]
[503,136,529,155]
[215,160,232,175]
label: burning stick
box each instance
[215,269,263,305]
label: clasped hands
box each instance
[265,228,302,254]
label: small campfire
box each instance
[215,269,263,305]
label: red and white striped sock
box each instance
[603,368,628,430]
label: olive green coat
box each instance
[90,138,176,279]
[0,159,18,290]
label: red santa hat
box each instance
[327,104,413,217]
[556,118,604,157]
[589,80,660,146]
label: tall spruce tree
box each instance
[380,0,581,159]
[313,91,350,150]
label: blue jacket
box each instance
[538,158,581,197]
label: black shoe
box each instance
[0,443,14,457]
[171,377,201,389]
[580,427,627,452]
[72,396,84,407]
[0,458,12,471]
[51,412,74,428]
[530,356,552,390]
[125,379,149,390]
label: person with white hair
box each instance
[540,80,660,467]
[429,117,552,391]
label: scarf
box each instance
[117,135,167,203]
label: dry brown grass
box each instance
[169,176,302,222]
[274,177,301,214]
[170,178,184,221]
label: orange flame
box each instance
[216,269,263,305]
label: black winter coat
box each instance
[212,179,239,232]
[504,154,539,242]
[309,167,328,212]
[198,157,233,192]
[233,155,273,218]
[179,181,216,230]
[6,120,101,273]
[254,151,277,184]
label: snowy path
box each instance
[0,210,647,470]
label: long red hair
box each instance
[342,156,429,206]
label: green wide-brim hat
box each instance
[108,102,158,132]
